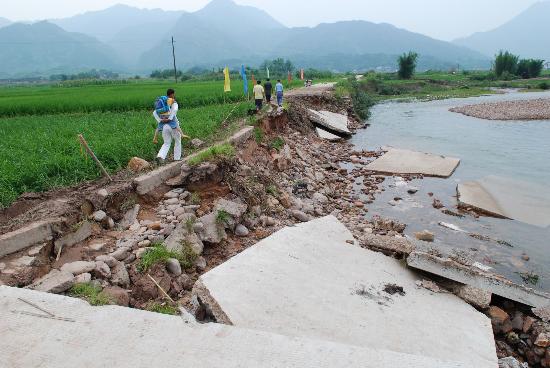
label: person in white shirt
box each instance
[153,88,185,162]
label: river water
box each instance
[351,91,550,293]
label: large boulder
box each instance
[213,198,248,229]
[128,157,151,172]
[198,213,227,244]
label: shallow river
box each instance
[351,91,550,292]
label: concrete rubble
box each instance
[308,109,352,136]
[365,148,460,178]
[316,127,342,141]
[0,286,468,368]
[457,175,550,227]
[0,219,62,258]
[193,216,497,368]
[407,251,550,308]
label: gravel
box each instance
[450,98,550,120]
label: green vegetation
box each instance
[0,102,248,208]
[269,137,285,151]
[185,216,196,233]
[339,77,376,120]
[253,126,264,143]
[189,192,201,205]
[397,52,419,79]
[137,243,197,273]
[266,185,279,197]
[187,143,236,166]
[146,302,179,315]
[216,209,231,226]
[493,51,544,79]
[517,271,540,286]
[69,283,111,306]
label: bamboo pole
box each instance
[147,274,176,304]
[78,134,113,182]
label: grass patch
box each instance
[253,126,264,143]
[216,209,231,226]
[266,184,279,197]
[269,137,285,151]
[185,216,196,233]
[187,143,235,166]
[146,302,179,315]
[189,192,201,205]
[69,283,111,306]
[137,243,197,273]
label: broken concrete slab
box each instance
[0,286,466,368]
[27,269,75,293]
[53,221,93,254]
[197,212,227,244]
[407,251,550,308]
[360,233,415,257]
[316,127,342,141]
[0,219,61,258]
[134,126,254,195]
[193,216,497,367]
[457,176,550,227]
[365,148,460,178]
[308,110,352,136]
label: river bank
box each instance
[451,98,550,120]
[0,85,549,366]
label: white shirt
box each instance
[153,101,180,125]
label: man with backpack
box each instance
[153,88,187,163]
[264,78,273,104]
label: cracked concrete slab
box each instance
[308,110,352,136]
[193,216,497,368]
[457,176,550,227]
[365,148,460,178]
[0,286,466,368]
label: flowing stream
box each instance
[351,91,550,292]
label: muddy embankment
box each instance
[1,87,549,367]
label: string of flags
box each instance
[223,66,308,97]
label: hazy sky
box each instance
[1,0,542,40]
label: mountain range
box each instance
[454,1,550,62]
[0,17,11,29]
[1,0,548,78]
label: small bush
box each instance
[69,283,111,306]
[188,143,235,166]
[189,192,201,205]
[538,82,549,90]
[397,52,419,79]
[517,59,544,79]
[253,126,264,143]
[216,209,231,226]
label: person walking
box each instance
[264,78,273,104]
[275,79,284,107]
[153,88,182,163]
[253,80,265,111]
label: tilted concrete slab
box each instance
[193,216,497,368]
[0,218,63,258]
[0,286,466,368]
[407,251,550,308]
[365,148,460,178]
[316,127,342,141]
[457,176,550,227]
[134,126,253,195]
[308,110,352,136]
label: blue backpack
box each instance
[154,96,170,116]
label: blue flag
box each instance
[240,65,248,95]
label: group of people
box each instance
[152,79,287,163]
[253,78,284,111]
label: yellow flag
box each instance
[223,67,231,92]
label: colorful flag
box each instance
[240,65,248,95]
[287,70,292,85]
[223,66,231,92]
[251,72,256,86]
[266,66,270,79]
[300,69,304,80]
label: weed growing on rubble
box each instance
[146,302,179,315]
[137,243,196,273]
[253,126,264,143]
[69,283,111,306]
[189,192,201,205]
[269,137,285,151]
[266,185,279,197]
[216,210,231,226]
[187,143,235,166]
[185,217,196,233]
[517,271,540,286]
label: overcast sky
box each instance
[1,0,542,40]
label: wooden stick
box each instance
[147,274,175,304]
[78,134,113,182]
[13,310,75,322]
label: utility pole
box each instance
[171,36,177,84]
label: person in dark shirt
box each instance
[264,79,273,104]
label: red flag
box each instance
[287,71,292,85]
[300,69,304,80]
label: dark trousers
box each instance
[255,99,263,110]
[266,93,272,103]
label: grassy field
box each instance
[0,101,250,207]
